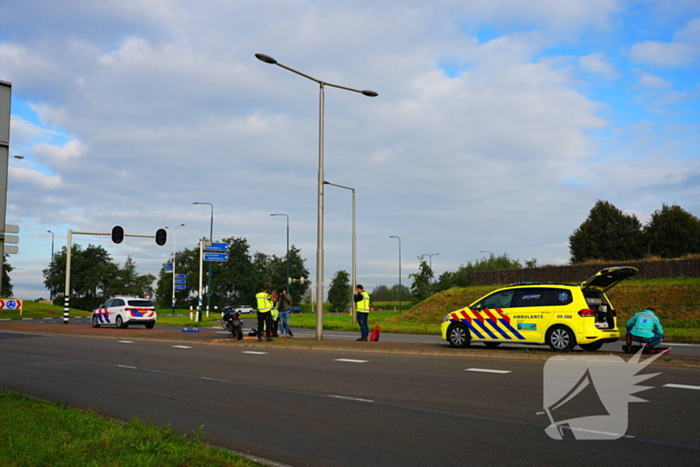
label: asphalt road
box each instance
[16,314,700,356]
[1,329,699,466]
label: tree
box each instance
[569,200,644,263]
[370,284,392,301]
[409,259,433,303]
[644,204,700,258]
[2,255,13,297]
[434,253,523,292]
[327,270,351,313]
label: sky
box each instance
[1,0,699,301]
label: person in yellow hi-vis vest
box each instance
[255,285,274,342]
[354,284,371,341]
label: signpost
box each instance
[203,252,229,262]
[197,240,229,321]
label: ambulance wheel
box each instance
[235,327,243,340]
[447,323,471,348]
[91,316,100,328]
[580,342,604,352]
[116,316,127,329]
[484,342,501,349]
[546,326,575,352]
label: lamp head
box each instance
[255,53,277,65]
[361,90,378,97]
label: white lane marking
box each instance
[329,395,374,403]
[242,351,268,355]
[667,343,700,347]
[201,377,229,382]
[172,345,192,349]
[335,359,369,363]
[664,383,700,391]
[117,365,137,369]
[118,340,134,344]
[466,368,512,374]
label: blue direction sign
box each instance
[204,242,227,252]
[175,274,186,279]
[204,252,229,262]
[175,285,187,290]
[164,268,173,273]
[165,263,173,268]
[175,279,186,285]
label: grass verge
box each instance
[0,390,258,467]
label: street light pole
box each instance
[270,213,290,293]
[256,53,377,340]
[420,252,439,283]
[47,230,55,301]
[390,236,402,313]
[324,181,356,324]
[193,202,214,321]
[171,223,184,314]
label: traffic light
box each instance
[111,225,124,244]
[155,228,167,246]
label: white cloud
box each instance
[579,53,618,80]
[635,71,671,88]
[628,17,700,67]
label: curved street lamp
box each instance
[390,236,402,313]
[47,230,55,300]
[256,53,377,340]
[324,181,357,324]
[171,224,185,313]
[270,213,290,293]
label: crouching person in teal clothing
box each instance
[626,307,665,348]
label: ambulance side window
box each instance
[545,288,573,306]
[513,288,547,307]
[481,290,515,309]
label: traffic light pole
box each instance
[63,228,166,324]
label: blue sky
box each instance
[0,0,698,300]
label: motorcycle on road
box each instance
[222,306,244,340]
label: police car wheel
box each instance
[145,322,155,329]
[546,326,575,352]
[447,323,471,348]
[116,316,127,329]
[579,342,603,352]
[91,315,100,328]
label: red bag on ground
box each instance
[370,325,380,342]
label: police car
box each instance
[441,266,637,352]
[91,296,157,329]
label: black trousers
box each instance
[257,312,273,337]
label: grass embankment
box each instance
[0,300,90,320]
[388,277,700,343]
[0,390,258,467]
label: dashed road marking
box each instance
[242,351,268,355]
[118,340,134,344]
[172,345,192,349]
[117,365,137,369]
[335,359,369,363]
[329,395,374,403]
[465,368,511,374]
[664,383,700,391]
